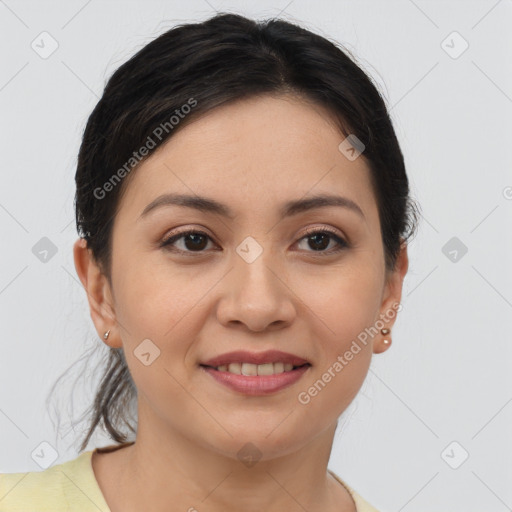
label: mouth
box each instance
[199,362,311,375]
[199,362,312,395]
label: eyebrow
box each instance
[139,193,365,220]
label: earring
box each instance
[103,329,111,340]
[381,328,391,345]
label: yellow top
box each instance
[0,444,380,511]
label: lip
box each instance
[200,350,310,367]
[201,365,311,395]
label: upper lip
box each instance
[201,350,310,368]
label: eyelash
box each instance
[160,226,349,256]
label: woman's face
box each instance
[76,94,408,461]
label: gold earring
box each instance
[381,328,391,345]
[103,329,111,340]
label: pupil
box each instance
[309,233,329,251]
[185,234,207,251]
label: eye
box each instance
[160,229,216,253]
[296,226,349,254]
[160,226,349,256]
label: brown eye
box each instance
[160,227,349,256]
[161,230,214,253]
[297,227,349,254]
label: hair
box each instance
[54,12,420,452]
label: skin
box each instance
[74,93,408,512]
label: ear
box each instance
[373,241,409,354]
[73,238,122,349]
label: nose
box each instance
[215,248,296,333]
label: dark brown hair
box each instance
[50,12,420,452]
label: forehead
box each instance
[117,94,378,225]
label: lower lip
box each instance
[200,365,311,395]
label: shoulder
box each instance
[1,462,70,511]
[329,469,382,512]
[0,450,109,512]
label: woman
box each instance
[0,12,417,512]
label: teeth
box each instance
[214,362,299,375]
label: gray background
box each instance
[1,1,511,511]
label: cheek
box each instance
[111,257,210,392]
[296,272,378,421]
[295,347,372,435]
[113,252,199,337]
[297,258,383,344]
[292,258,382,407]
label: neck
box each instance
[101,401,355,512]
